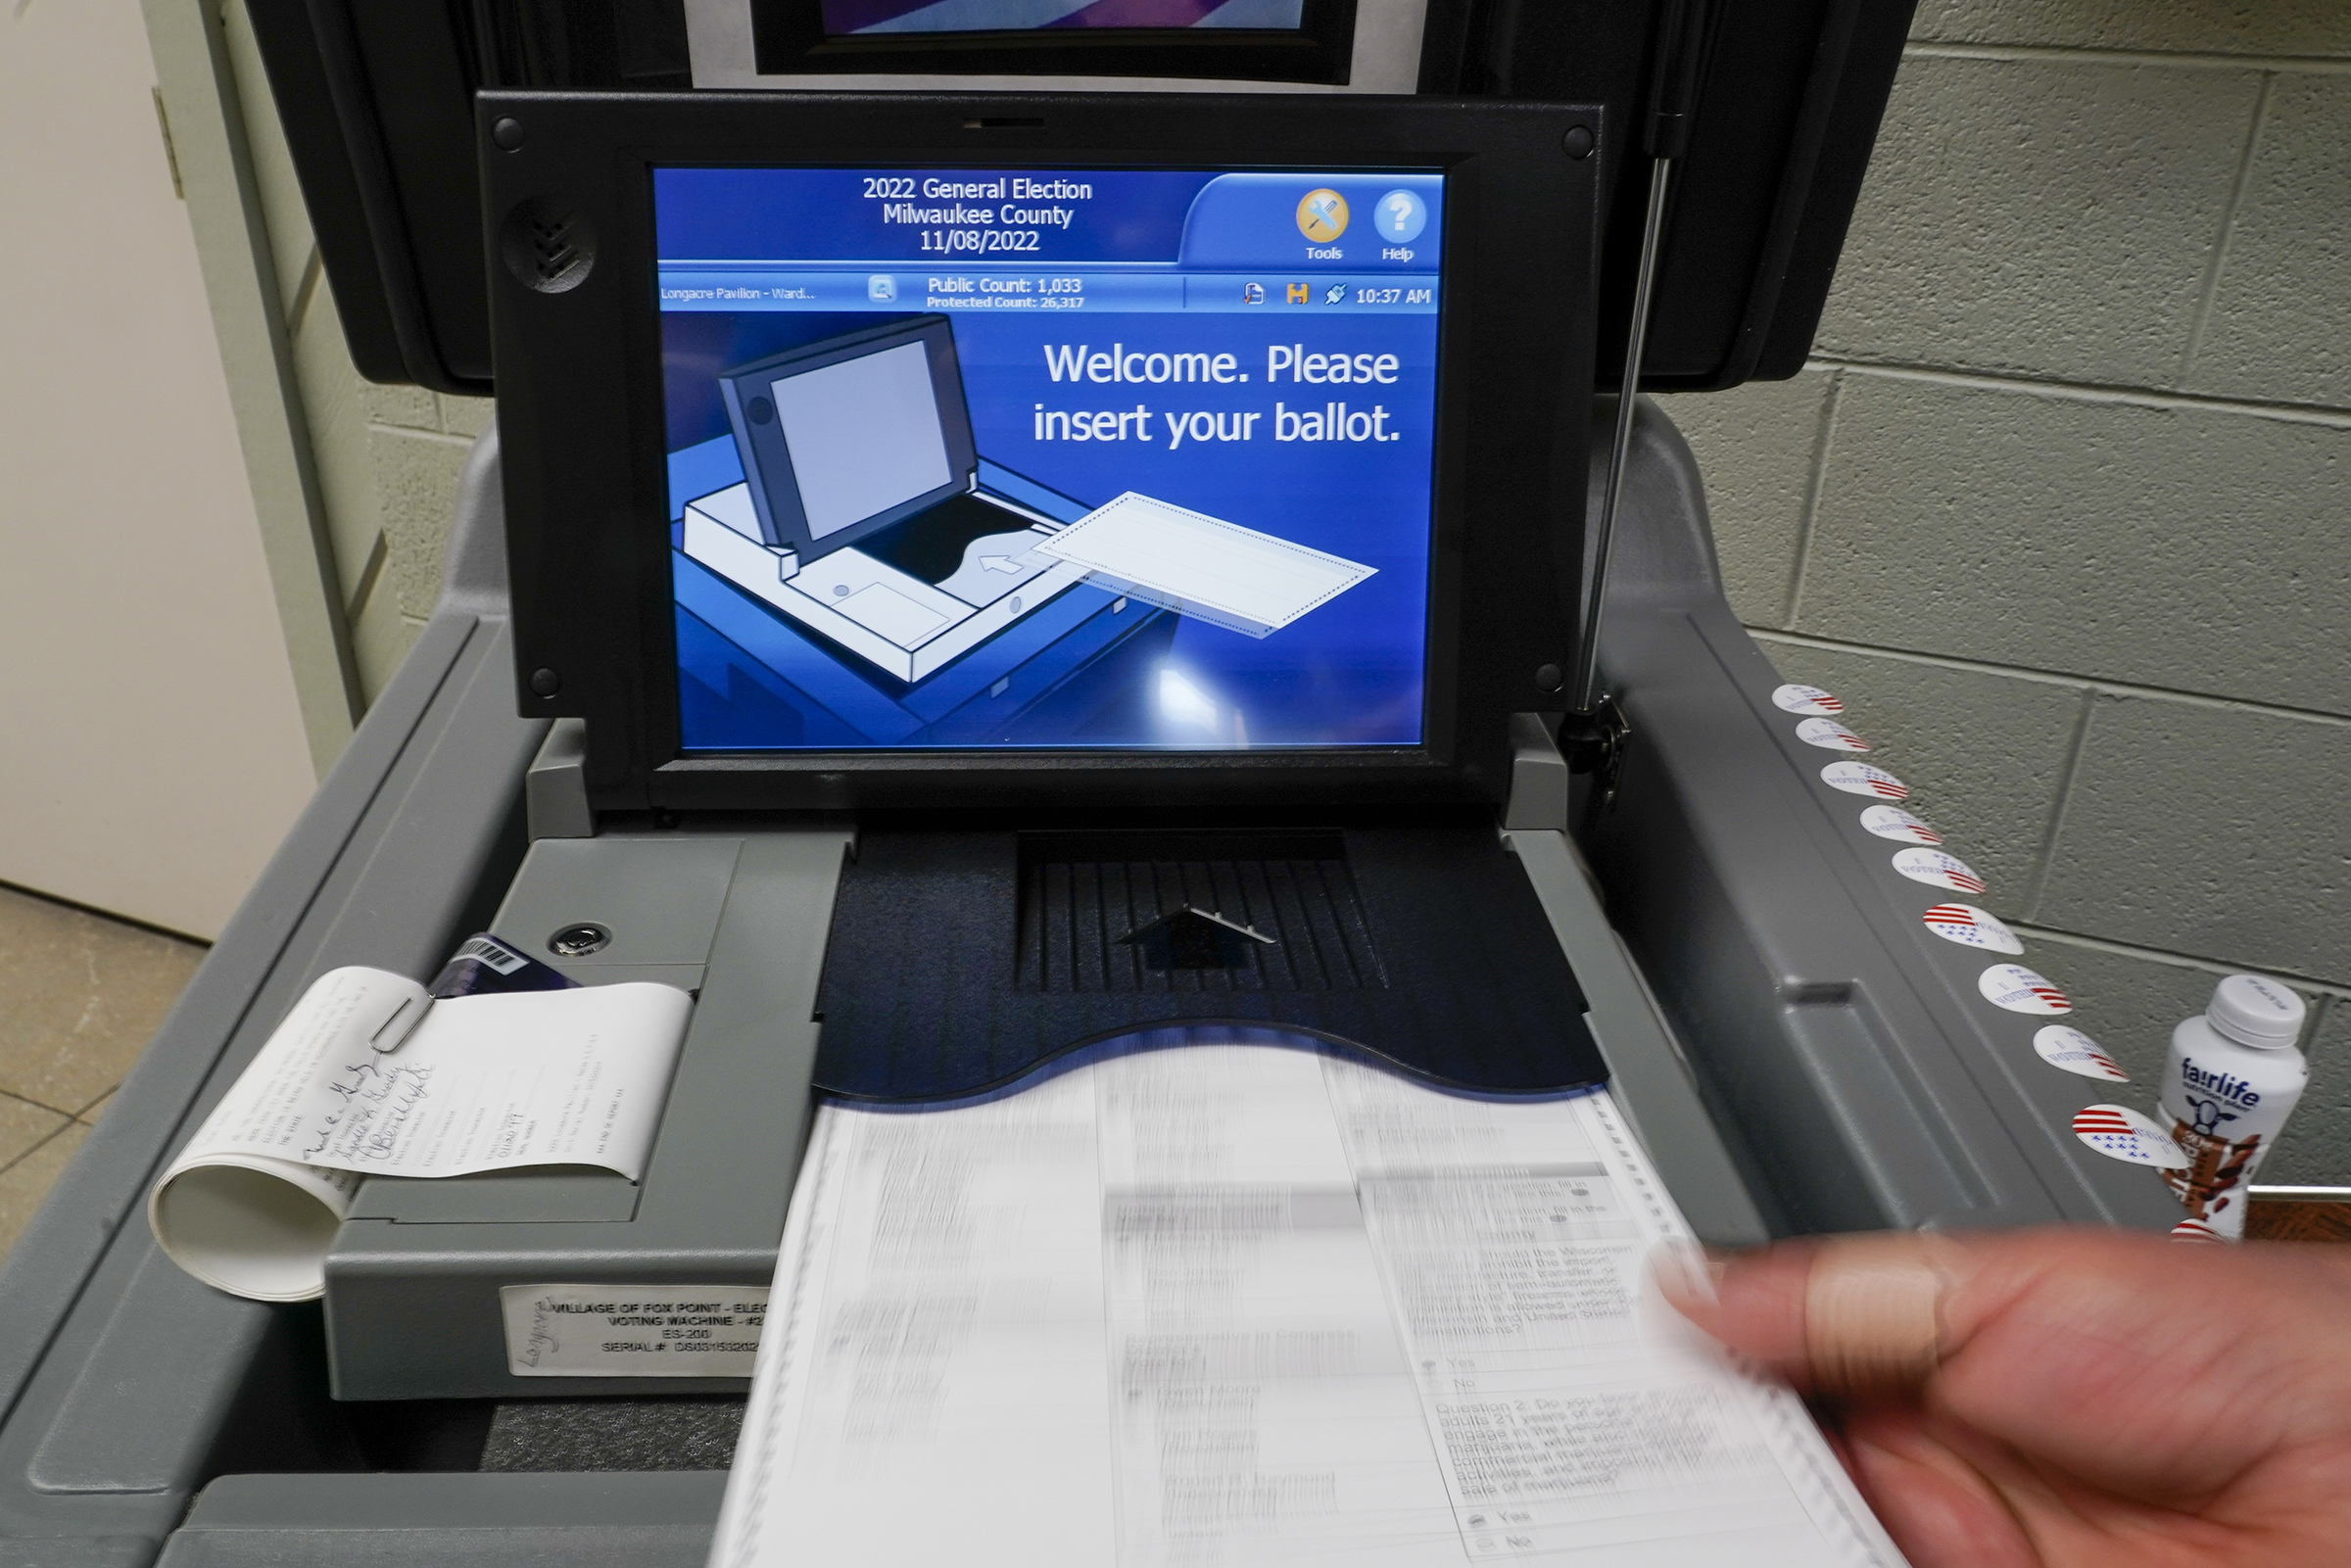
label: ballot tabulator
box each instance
[0,4,2183,1563]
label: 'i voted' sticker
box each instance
[1893,847,1989,894]
[1796,718,1872,752]
[2171,1218,2230,1244]
[2072,1105,2187,1169]
[1821,761,1909,800]
[2034,1025,2129,1082]
[1980,963,2072,1015]
[1859,805,1942,844]
[1772,684,1844,716]
[1922,903,2024,954]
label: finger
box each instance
[1842,1409,2041,1568]
[1657,1233,1973,1398]
[1655,1237,1824,1377]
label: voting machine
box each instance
[0,3,2184,1563]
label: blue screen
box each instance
[655,166,1442,751]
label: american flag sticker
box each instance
[1980,963,2073,1015]
[1796,717,1872,752]
[1922,903,2024,955]
[2072,1104,2188,1168]
[2034,1025,2129,1083]
[1772,683,1844,716]
[1860,804,1942,844]
[1893,847,1990,895]
[1821,761,1909,800]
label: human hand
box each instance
[1660,1228,2351,1568]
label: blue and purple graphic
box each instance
[656,165,1443,752]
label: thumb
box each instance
[1657,1233,1972,1400]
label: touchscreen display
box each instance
[820,2,1307,32]
[654,166,1441,750]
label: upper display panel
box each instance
[656,166,1444,752]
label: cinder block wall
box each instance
[1659,2,2351,1182]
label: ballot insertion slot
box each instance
[1015,830,1384,993]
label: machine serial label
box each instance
[501,1283,768,1377]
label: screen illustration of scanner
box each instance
[819,2,1307,33]
[654,166,1441,750]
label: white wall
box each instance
[0,0,318,939]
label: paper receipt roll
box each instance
[150,966,691,1302]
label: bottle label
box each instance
[2162,1116,2263,1239]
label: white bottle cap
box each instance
[2206,974,2305,1048]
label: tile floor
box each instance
[0,884,207,1260]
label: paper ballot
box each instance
[711,1042,1905,1568]
[1034,493,1375,638]
[149,965,691,1303]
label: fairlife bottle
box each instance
[2158,974,2308,1239]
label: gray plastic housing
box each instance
[321,823,849,1400]
[0,411,2179,1565]
[1576,400,2182,1235]
[318,734,1763,1402]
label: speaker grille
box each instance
[501,197,596,294]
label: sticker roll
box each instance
[2072,1104,2187,1169]
[1922,903,2024,955]
[149,1153,362,1303]
[1771,684,1843,716]
[1859,805,1942,844]
[1893,847,1988,895]
[2034,1025,2129,1082]
[1980,963,2073,1015]
[1821,761,1909,800]
[1796,717,1872,752]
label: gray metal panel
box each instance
[1578,400,2183,1236]
[1502,712,1766,1248]
[321,825,851,1400]
[525,719,594,840]
[1502,845,1769,1250]
[335,835,752,1229]
[26,1254,270,1496]
[0,435,544,1559]
[345,1170,643,1223]
[492,835,744,973]
[158,1473,723,1568]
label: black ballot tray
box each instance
[813,819,1602,1100]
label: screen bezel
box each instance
[751,0,1360,86]
[486,92,1602,812]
